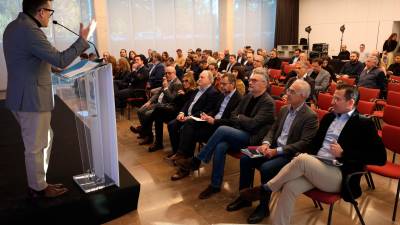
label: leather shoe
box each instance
[175,157,192,170]
[28,184,68,198]
[240,186,263,202]
[171,168,190,181]
[130,125,142,134]
[247,205,269,224]
[198,185,220,199]
[139,136,153,145]
[148,144,163,152]
[226,197,252,211]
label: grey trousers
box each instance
[13,111,53,191]
[268,153,342,225]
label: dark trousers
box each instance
[146,105,177,145]
[177,119,217,157]
[167,119,185,154]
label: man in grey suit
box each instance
[227,79,318,224]
[3,0,92,198]
[311,58,331,93]
[131,66,183,148]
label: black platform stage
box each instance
[0,97,140,225]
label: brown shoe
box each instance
[29,184,68,198]
[175,157,192,170]
[198,185,220,199]
[130,125,142,134]
[170,168,190,181]
[240,186,262,202]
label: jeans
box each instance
[197,126,250,188]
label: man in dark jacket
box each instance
[179,68,276,200]
[240,84,386,225]
[170,73,242,180]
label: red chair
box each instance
[281,61,289,70]
[328,82,337,95]
[304,171,368,225]
[270,85,285,98]
[317,93,333,110]
[366,124,400,221]
[338,77,356,85]
[283,64,295,75]
[389,82,400,93]
[274,100,287,115]
[391,76,400,83]
[358,87,380,102]
[374,104,400,127]
[357,100,376,115]
[268,69,282,84]
[375,91,400,110]
[313,108,329,121]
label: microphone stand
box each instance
[53,20,102,63]
[340,31,344,54]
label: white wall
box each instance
[299,0,400,56]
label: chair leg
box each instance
[368,172,376,189]
[352,201,366,225]
[250,168,255,188]
[312,199,318,208]
[392,153,397,163]
[127,105,131,120]
[317,201,324,210]
[327,203,334,225]
[364,174,372,189]
[393,179,400,221]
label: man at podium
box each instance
[3,0,92,198]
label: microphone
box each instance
[53,20,101,61]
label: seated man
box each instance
[387,54,400,76]
[338,51,364,81]
[167,70,222,155]
[177,68,276,199]
[311,58,331,94]
[357,55,387,98]
[130,66,182,146]
[170,73,242,180]
[240,84,386,225]
[284,61,315,102]
[227,79,318,224]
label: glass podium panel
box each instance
[53,63,119,193]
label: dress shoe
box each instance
[247,204,269,224]
[175,157,192,170]
[170,168,190,181]
[28,184,68,198]
[130,125,142,134]
[240,186,263,202]
[198,185,220,199]
[148,144,163,152]
[226,197,252,211]
[139,136,153,145]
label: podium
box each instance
[53,62,119,193]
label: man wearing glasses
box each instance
[3,0,93,198]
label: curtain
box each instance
[274,0,299,46]
[233,0,276,52]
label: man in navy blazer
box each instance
[3,0,91,198]
[167,70,222,155]
[147,52,165,89]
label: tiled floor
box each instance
[105,112,398,225]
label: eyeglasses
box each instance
[41,8,54,17]
[286,88,299,95]
[165,72,174,74]
[183,80,189,82]
[249,78,263,83]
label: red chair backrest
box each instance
[275,100,286,115]
[390,76,400,83]
[313,108,329,121]
[338,77,356,85]
[269,69,282,80]
[386,91,400,107]
[270,85,285,97]
[357,100,375,115]
[317,93,333,110]
[358,87,380,101]
[281,61,289,70]
[383,105,400,127]
[283,64,295,75]
[382,124,400,154]
[328,82,336,95]
[388,82,400,93]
